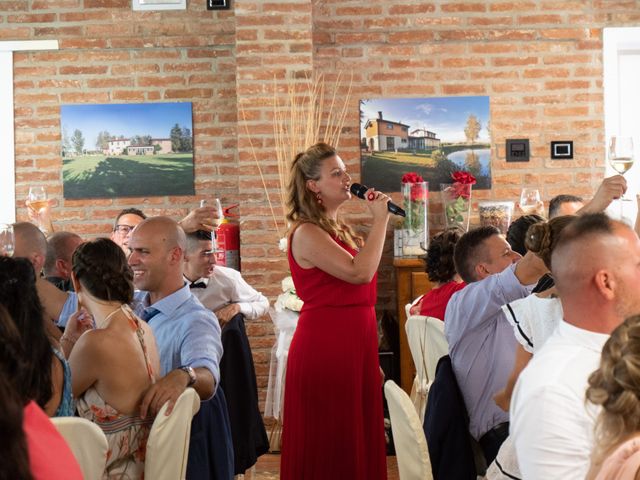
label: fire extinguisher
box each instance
[215,204,240,271]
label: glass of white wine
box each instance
[609,136,634,201]
[200,198,223,250]
[0,224,14,257]
[519,188,541,215]
[28,186,50,233]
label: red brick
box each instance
[388,4,436,14]
[441,2,486,12]
[442,84,487,95]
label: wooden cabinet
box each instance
[393,257,432,394]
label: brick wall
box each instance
[4,0,640,403]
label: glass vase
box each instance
[401,181,429,256]
[441,183,472,232]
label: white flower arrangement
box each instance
[274,275,303,312]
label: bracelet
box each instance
[60,335,76,346]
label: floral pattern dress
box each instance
[76,305,155,479]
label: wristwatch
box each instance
[179,365,197,387]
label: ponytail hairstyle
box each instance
[286,142,363,249]
[0,304,33,480]
[72,238,134,305]
[524,215,576,270]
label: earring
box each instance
[316,192,322,205]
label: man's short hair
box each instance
[552,213,614,265]
[454,226,501,284]
[12,222,47,257]
[114,208,146,227]
[506,214,545,256]
[185,230,213,253]
[548,194,583,219]
[44,232,83,274]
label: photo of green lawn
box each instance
[62,153,195,199]
[60,102,195,199]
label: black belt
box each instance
[479,421,509,446]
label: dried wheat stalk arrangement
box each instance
[242,71,353,239]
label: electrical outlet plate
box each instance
[506,139,530,162]
[207,0,229,9]
[550,141,573,160]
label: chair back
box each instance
[145,387,201,480]
[384,380,433,480]
[51,416,108,479]
[405,315,449,420]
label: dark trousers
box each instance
[478,422,509,465]
[186,388,235,480]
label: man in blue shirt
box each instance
[129,216,233,480]
[444,226,548,465]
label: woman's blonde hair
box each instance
[586,315,640,463]
[286,142,363,249]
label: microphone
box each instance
[349,183,406,217]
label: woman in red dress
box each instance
[281,142,390,479]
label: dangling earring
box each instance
[316,192,323,205]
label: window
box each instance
[386,123,394,130]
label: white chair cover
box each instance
[51,416,108,479]
[264,306,299,421]
[145,387,201,480]
[405,315,449,421]
[384,380,433,480]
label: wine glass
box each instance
[609,136,634,202]
[28,186,48,210]
[200,198,223,250]
[519,188,541,215]
[28,186,49,233]
[0,224,14,257]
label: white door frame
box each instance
[0,40,58,224]
[603,27,640,221]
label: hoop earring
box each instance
[316,192,322,205]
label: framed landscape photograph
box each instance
[360,96,492,192]
[60,102,195,199]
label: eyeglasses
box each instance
[114,224,135,235]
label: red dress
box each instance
[281,234,387,480]
[418,281,467,320]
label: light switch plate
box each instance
[506,139,530,162]
[550,141,573,159]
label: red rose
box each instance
[452,182,472,199]
[451,171,476,185]
[401,172,424,184]
[410,183,428,201]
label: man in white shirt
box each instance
[184,230,269,324]
[510,213,640,479]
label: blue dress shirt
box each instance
[58,286,223,390]
[444,263,534,440]
[133,284,223,389]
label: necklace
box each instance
[98,304,124,329]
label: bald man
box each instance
[13,222,67,335]
[44,231,83,292]
[511,213,640,480]
[127,217,233,480]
